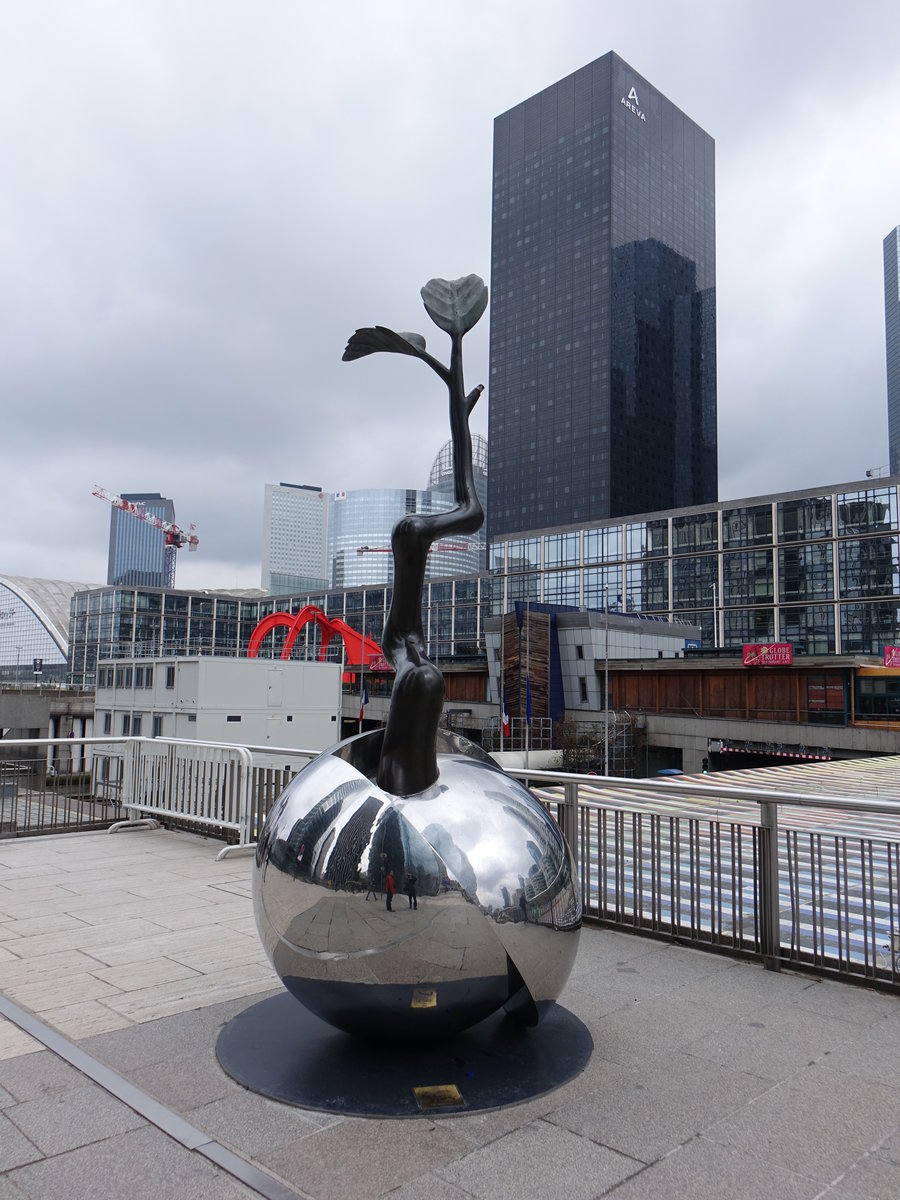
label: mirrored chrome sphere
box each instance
[253,729,581,1041]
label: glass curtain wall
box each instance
[66,483,900,685]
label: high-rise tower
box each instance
[487,52,717,540]
[107,492,176,588]
[261,483,329,595]
[885,226,900,475]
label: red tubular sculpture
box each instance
[247,604,385,669]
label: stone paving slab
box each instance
[0,1049,260,1199]
[1,828,899,1200]
[6,1124,261,1200]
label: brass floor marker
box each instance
[410,988,437,1008]
[413,1084,465,1110]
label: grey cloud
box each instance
[2,1,900,586]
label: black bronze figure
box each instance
[342,275,487,796]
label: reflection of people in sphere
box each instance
[385,869,396,912]
[405,872,417,909]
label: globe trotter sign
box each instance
[743,643,793,667]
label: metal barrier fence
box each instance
[0,737,316,848]
[2,736,899,987]
[0,737,124,835]
[512,767,900,989]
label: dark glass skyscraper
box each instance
[487,52,717,541]
[107,492,177,588]
[885,226,900,475]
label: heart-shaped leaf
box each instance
[342,327,427,362]
[420,275,487,336]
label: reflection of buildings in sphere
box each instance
[420,821,477,897]
[253,729,581,1041]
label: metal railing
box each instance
[3,735,899,988]
[511,767,900,989]
[0,737,317,849]
[1,737,123,835]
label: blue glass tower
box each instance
[106,492,177,588]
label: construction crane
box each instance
[356,542,468,556]
[92,485,199,551]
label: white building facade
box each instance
[93,656,342,750]
[262,483,330,595]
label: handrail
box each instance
[505,766,900,817]
[0,736,253,852]
[505,762,900,984]
[4,735,899,986]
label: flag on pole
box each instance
[359,682,369,721]
[501,692,510,737]
[525,676,533,725]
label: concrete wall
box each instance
[0,691,50,739]
[645,712,900,775]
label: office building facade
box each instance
[329,436,489,589]
[107,493,176,588]
[885,226,900,475]
[261,483,329,595]
[67,478,900,690]
[328,487,484,589]
[488,51,717,540]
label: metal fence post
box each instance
[563,781,579,862]
[122,737,136,817]
[760,800,781,971]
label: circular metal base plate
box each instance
[216,992,592,1118]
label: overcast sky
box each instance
[2,1,900,589]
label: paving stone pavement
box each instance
[1,828,899,1199]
